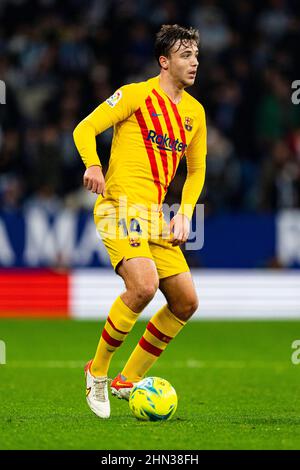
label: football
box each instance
[129,377,178,421]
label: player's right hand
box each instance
[83,165,105,196]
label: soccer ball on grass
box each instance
[129,377,177,421]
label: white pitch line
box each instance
[4,360,86,369]
[3,360,292,369]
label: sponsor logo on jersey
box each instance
[106,90,122,107]
[146,130,187,153]
[184,117,193,131]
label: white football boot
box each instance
[84,360,110,419]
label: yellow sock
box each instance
[121,304,186,382]
[91,296,140,377]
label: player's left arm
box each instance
[169,105,207,246]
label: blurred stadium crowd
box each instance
[1,0,300,215]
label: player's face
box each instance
[167,40,199,88]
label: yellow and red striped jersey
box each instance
[73,75,206,219]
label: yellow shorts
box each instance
[94,202,189,279]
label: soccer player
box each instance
[73,24,206,418]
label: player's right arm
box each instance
[73,84,143,194]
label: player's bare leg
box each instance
[158,271,199,322]
[117,257,159,312]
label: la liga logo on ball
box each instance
[129,377,177,421]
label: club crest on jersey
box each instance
[184,117,193,131]
[106,90,122,107]
[129,236,141,247]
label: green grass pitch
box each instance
[0,319,299,450]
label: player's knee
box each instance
[173,296,199,321]
[188,297,199,317]
[135,282,158,306]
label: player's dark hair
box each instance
[155,24,200,67]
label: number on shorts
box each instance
[118,218,142,236]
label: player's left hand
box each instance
[168,213,190,246]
